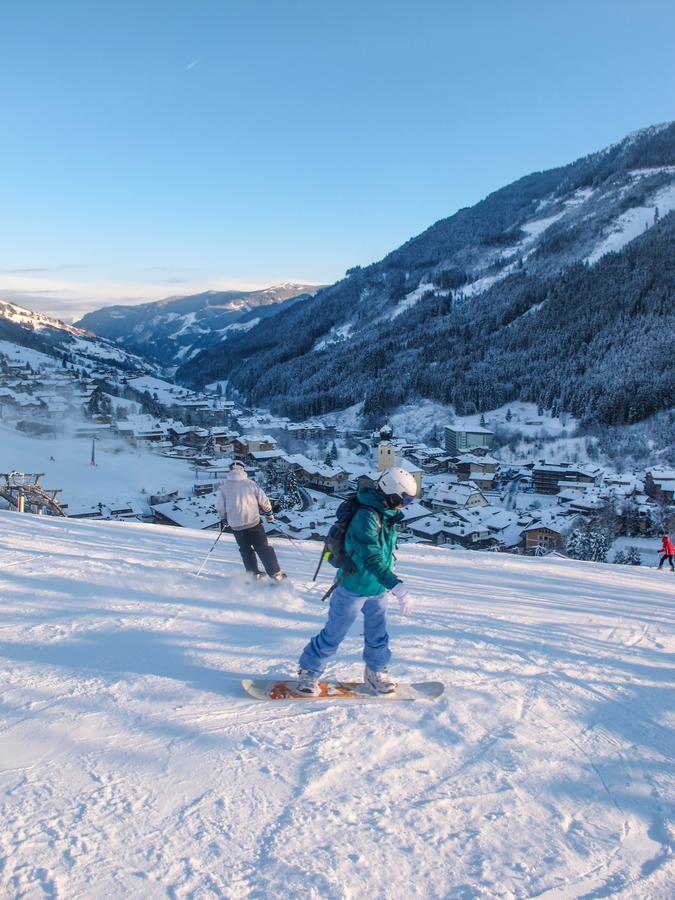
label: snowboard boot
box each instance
[364,665,397,694]
[296,668,321,696]
[271,571,288,583]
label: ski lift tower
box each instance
[0,472,66,516]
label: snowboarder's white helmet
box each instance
[377,467,417,505]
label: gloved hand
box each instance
[392,582,414,616]
[266,514,275,523]
[220,520,228,532]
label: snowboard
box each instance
[241,678,444,702]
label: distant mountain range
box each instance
[9,124,675,430]
[170,122,675,427]
[0,301,156,373]
[76,283,319,368]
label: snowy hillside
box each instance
[0,300,156,373]
[1,512,673,898]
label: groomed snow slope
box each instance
[0,512,673,899]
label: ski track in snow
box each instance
[0,513,673,899]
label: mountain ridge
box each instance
[175,121,675,427]
[76,283,320,367]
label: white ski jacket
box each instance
[215,468,272,531]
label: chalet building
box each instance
[407,514,495,549]
[303,467,349,493]
[149,489,180,505]
[167,424,209,446]
[400,501,434,528]
[66,500,144,521]
[407,515,450,545]
[233,435,277,456]
[208,427,237,448]
[453,454,499,490]
[248,449,286,467]
[114,415,171,443]
[425,481,489,512]
[280,453,349,493]
[407,448,451,474]
[132,425,167,442]
[197,407,230,426]
[532,462,601,495]
[61,504,105,519]
[284,422,327,440]
[273,510,334,541]
[106,501,145,520]
[602,474,642,498]
[645,468,675,503]
[453,506,530,550]
[442,520,495,549]
[444,425,494,455]
[523,513,581,552]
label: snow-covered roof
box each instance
[535,462,601,478]
[285,422,326,432]
[525,512,579,534]
[447,425,494,435]
[568,496,606,512]
[409,516,448,537]
[455,454,499,466]
[249,449,285,460]
[283,453,346,479]
[397,458,422,475]
[425,481,486,506]
[400,501,432,523]
[238,433,277,444]
[152,495,220,529]
[647,467,675,485]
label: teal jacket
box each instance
[338,486,404,596]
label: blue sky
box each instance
[1,0,674,319]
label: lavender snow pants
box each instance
[298,584,392,674]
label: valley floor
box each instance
[0,512,673,899]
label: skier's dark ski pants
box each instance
[658,553,675,571]
[233,523,281,576]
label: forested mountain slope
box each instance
[177,123,675,425]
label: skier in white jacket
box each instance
[215,462,286,580]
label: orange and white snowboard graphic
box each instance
[242,679,444,701]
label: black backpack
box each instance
[321,493,381,574]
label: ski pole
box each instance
[320,577,340,603]
[313,544,327,581]
[195,528,224,577]
[283,532,318,563]
[271,527,325,580]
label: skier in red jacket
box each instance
[658,534,675,570]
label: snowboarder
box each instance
[215,461,286,580]
[658,533,675,571]
[296,466,418,695]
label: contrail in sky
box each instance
[186,59,200,70]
